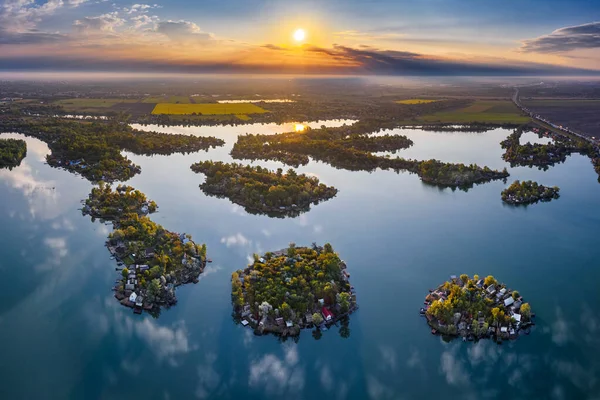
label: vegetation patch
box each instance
[3,118,224,183]
[423,275,534,342]
[232,243,357,338]
[501,180,559,205]
[231,124,509,189]
[396,99,439,105]
[83,183,208,316]
[190,161,338,217]
[0,138,27,169]
[151,103,268,115]
[418,100,530,124]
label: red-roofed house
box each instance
[322,307,333,322]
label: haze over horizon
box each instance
[1,0,600,76]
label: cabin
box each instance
[241,320,249,326]
[129,292,138,303]
[135,295,144,307]
[286,321,293,328]
[145,248,155,258]
[504,297,515,307]
[305,313,313,324]
[322,307,333,322]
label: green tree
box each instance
[147,278,161,302]
[280,302,292,320]
[460,274,469,284]
[520,303,531,320]
[338,292,351,314]
[512,291,520,300]
[121,267,129,278]
[312,312,323,325]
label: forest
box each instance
[231,124,509,188]
[501,180,560,205]
[190,161,338,217]
[0,138,26,169]
[0,117,224,182]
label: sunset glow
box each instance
[293,29,306,42]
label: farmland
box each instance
[521,99,600,138]
[53,98,138,110]
[417,100,530,124]
[396,99,439,105]
[143,96,192,104]
[151,103,268,115]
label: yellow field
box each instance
[151,103,267,115]
[396,99,439,105]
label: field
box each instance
[418,100,530,124]
[521,99,600,138]
[151,103,268,115]
[396,99,439,105]
[143,96,192,104]
[54,98,138,108]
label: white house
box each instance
[504,297,515,307]
[129,292,138,303]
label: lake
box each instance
[1,122,599,399]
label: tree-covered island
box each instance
[0,138,27,169]
[501,180,560,205]
[231,125,509,189]
[231,243,357,337]
[190,161,338,217]
[423,275,534,342]
[82,183,208,315]
[1,117,224,182]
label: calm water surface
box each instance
[1,123,599,399]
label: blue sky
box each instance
[1,0,599,75]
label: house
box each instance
[137,265,150,272]
[129,292,138,303]
[145,248,155,258]
[125,283,135,291]
[241,320,249,326]
[322,307,333,321]
[305,313,313,324]
[486,284,496,294]
[512,314,522,324]
[500,326,508,333]
[275,317,284,326]
[286,321,293,328]
[318,298,325,306]
[259,257,266,263]
[135,295,144,307]
[476,279,484,288]
[504,297,515,307]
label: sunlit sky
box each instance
[1,0,599,75]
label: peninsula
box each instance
[501,180,560,205]
[423,275,533,342]
[231,243,357,337]
[82,183,207,315]
[190,161,338,217]
[0,138,27,169]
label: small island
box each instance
[0,138,27,169]
[231,243,357,337]
[82,183,208,315]
[501,180,560,205]
[190,161,338,217]
[423,275,534,342]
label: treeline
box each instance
[0,117,224,182]
[0,138,26,169]
[191,161,338,217]
[501,180,560,205]
[231,124,508,189]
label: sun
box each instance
[293,29,306,42]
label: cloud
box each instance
[73,12,125,34]
[522,22,600,53]
[248,344,304,397]
[220,233,250,248]
[155,20,213,41]
[440,347,470,386]
[44,237,68,259]
[195,353,222,399]
[133,319,193,365]
[0,0,64,32]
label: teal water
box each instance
[1,124,599,399]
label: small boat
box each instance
[110,256,115,260]
[431,328,437,334]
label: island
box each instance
[82,183,208,315]
[2,117,224,182]
[190,161,338,217]
[423,275,534,342]
[501,180,560,205]
[231,243,357,337]
[0,138,27,169]
[231,124,509,189]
